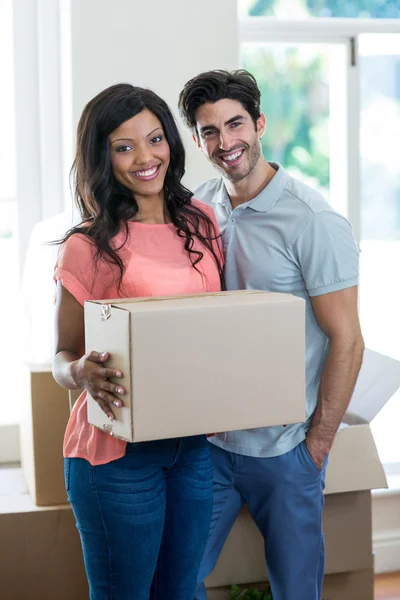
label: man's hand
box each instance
[305,432,331,471]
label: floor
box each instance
[375,573,400,600]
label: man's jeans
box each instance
[65,435,213,600]
[196,441,327,600]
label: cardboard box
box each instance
[20,365,71,506]
[0,468,88,600]
[85,291,306,442]
[205,349,400,591]
[206,570,374,600]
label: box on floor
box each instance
[85,291,306,442]
[207,570,374,600]
[20,365,81,506]
[0,468,88,600]
[205,350,400,600]
[20,366,70,505]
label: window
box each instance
[0,0,19,425]
[359,33,400,465]
[240,7,400,467]
[242,42,348,214]
[240,0,400,19]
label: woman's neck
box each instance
[133,195,171,224]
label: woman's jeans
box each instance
[65,435,213,600]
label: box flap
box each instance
[345,348,400,424]
[86,290,300,309]
[84,302,133,441]
[325,424,388,494]
[86,290,266,306]
[87,291,303,315]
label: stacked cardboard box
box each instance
[0,468,88,600]
[20,365,71,505]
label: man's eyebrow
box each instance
[199,115,245,135]
[225,115,245,126]
[199,124,217,135]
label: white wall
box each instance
[65,0,239,199]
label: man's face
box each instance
[194,99,265,182]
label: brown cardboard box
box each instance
[322,569,374,600]
[19,366,71,506]
[85,291,306,442]
[0,468,88,600]
[206,570,374,600]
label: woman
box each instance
[52,83,224,600]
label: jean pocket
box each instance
[64,458,71,492]
[300,440,322,475]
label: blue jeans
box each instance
[196,441,327,600]
[65,435,213,600]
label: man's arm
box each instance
[306,285,365,469]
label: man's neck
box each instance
[224,159,276,209]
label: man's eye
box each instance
[230,122,241,129]
[150,135,163,144]
[116,145,132,152]
[203,130,216,138]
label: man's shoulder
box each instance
[285,175,335,217]
[193,177,224,206]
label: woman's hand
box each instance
[72,351,125,420]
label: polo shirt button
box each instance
[231,218,236,223]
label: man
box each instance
[178,70,365,600]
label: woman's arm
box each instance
[52,281,125,420]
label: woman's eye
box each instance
[150,135,163,144]
[116,145,132,153]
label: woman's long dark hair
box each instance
[59,83,224,291]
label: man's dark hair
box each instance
[178,69,261,136]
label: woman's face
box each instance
[109,109,170,203]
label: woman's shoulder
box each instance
[57,228,97,267]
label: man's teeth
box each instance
[134,166,158,177]
[223,150,243,162]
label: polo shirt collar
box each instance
[213,162,289,213]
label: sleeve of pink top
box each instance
[54,234,97,306]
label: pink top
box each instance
[54,199,222,466]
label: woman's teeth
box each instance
[134,166,158,177]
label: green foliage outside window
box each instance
[243,46,330,194]
[247,0,400,18]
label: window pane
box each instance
[0,202,21,424]
[240,0,400,19]
[242,42,348,214]
[0,0,16,200]
[359,34,400,465]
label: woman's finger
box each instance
[99,367,123,379]
[96,389,123,409]
[95,395,115,420]
[101,380,125,398]
[88,350,109,363]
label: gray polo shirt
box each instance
[194,163,359,458]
